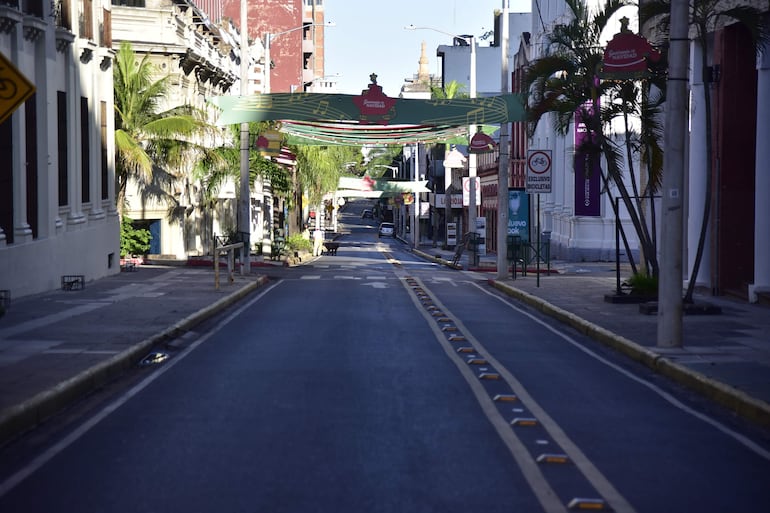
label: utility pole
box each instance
[238,0,251,274]
[657,0,689,347]
[496,0,511,280]
[468,35,478,268]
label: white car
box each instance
[378,222,394,237]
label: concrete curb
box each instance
[0,276,267,446]
[412,249,462,270]
[488,279,770,428]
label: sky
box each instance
[323,0,531,97]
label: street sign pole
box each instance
[526,149,552,288]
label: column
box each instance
[11,17,31,242]
[687,41,710,289]
[67,42,86,227]
[749,50,770,302]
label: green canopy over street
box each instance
[208,91,526,144]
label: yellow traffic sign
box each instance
[0,51,36,125]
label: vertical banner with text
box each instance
[574,103,602,216]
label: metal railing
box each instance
[213,242,244,289]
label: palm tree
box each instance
[525,0,664,278]
[113,41,211,215]
[430,79,468,100]
[293,145,337,227]
[293,144,357,229]
[642,0,769,301]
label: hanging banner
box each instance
[255,130,281,156]
[574,104,602,216]
[209,76,526,127]
[599,18,662,80]
[338,176,429,193]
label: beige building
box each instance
[111,0,245,260]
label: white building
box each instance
[0,0,119,299]
[527,0,770,303]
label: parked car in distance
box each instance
[361,209,373,219]
[378,222,394,237]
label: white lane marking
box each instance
[401,277,568,513]
[0,281,284,498]
[300,275,322,280]
[362,282,388,289]
[472,282,770,462]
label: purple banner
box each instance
[574,105,602,217]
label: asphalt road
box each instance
[1,204,769,512]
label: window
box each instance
[111,0,145,7]
[79,0,93,40]
[100,8,111,47]
[22,0,44,17]
[25,94,38,238]
[55,0,72,30]
[58,91,68,207]
[100,101,108,200]
[81,96,90,203]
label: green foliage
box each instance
[431,80,468,100]
[293,145,356,206]
[120,216,152,257]
[113,41,213,213]
[285,233,313,252]
[524,0,665,278]
[626,272,658,297]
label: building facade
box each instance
[0,0,119,299]
[527,0,769,302]
[111,0,243,259]
[222,0,327,94]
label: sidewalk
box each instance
[0,264,271,445]
[414,244,770,428]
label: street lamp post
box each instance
[405,25,477,264]
[373,164,398,178]
[413,143,420,248]
[262,21,334,240]
[239,0,250,274]
[264,22,335,94]
[306,73,341,92]
[496,0,510,280]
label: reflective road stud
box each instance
[567,498,608,510]
[510,417,538,426]
[537,453,570,464]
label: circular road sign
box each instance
[527,150,551,174]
